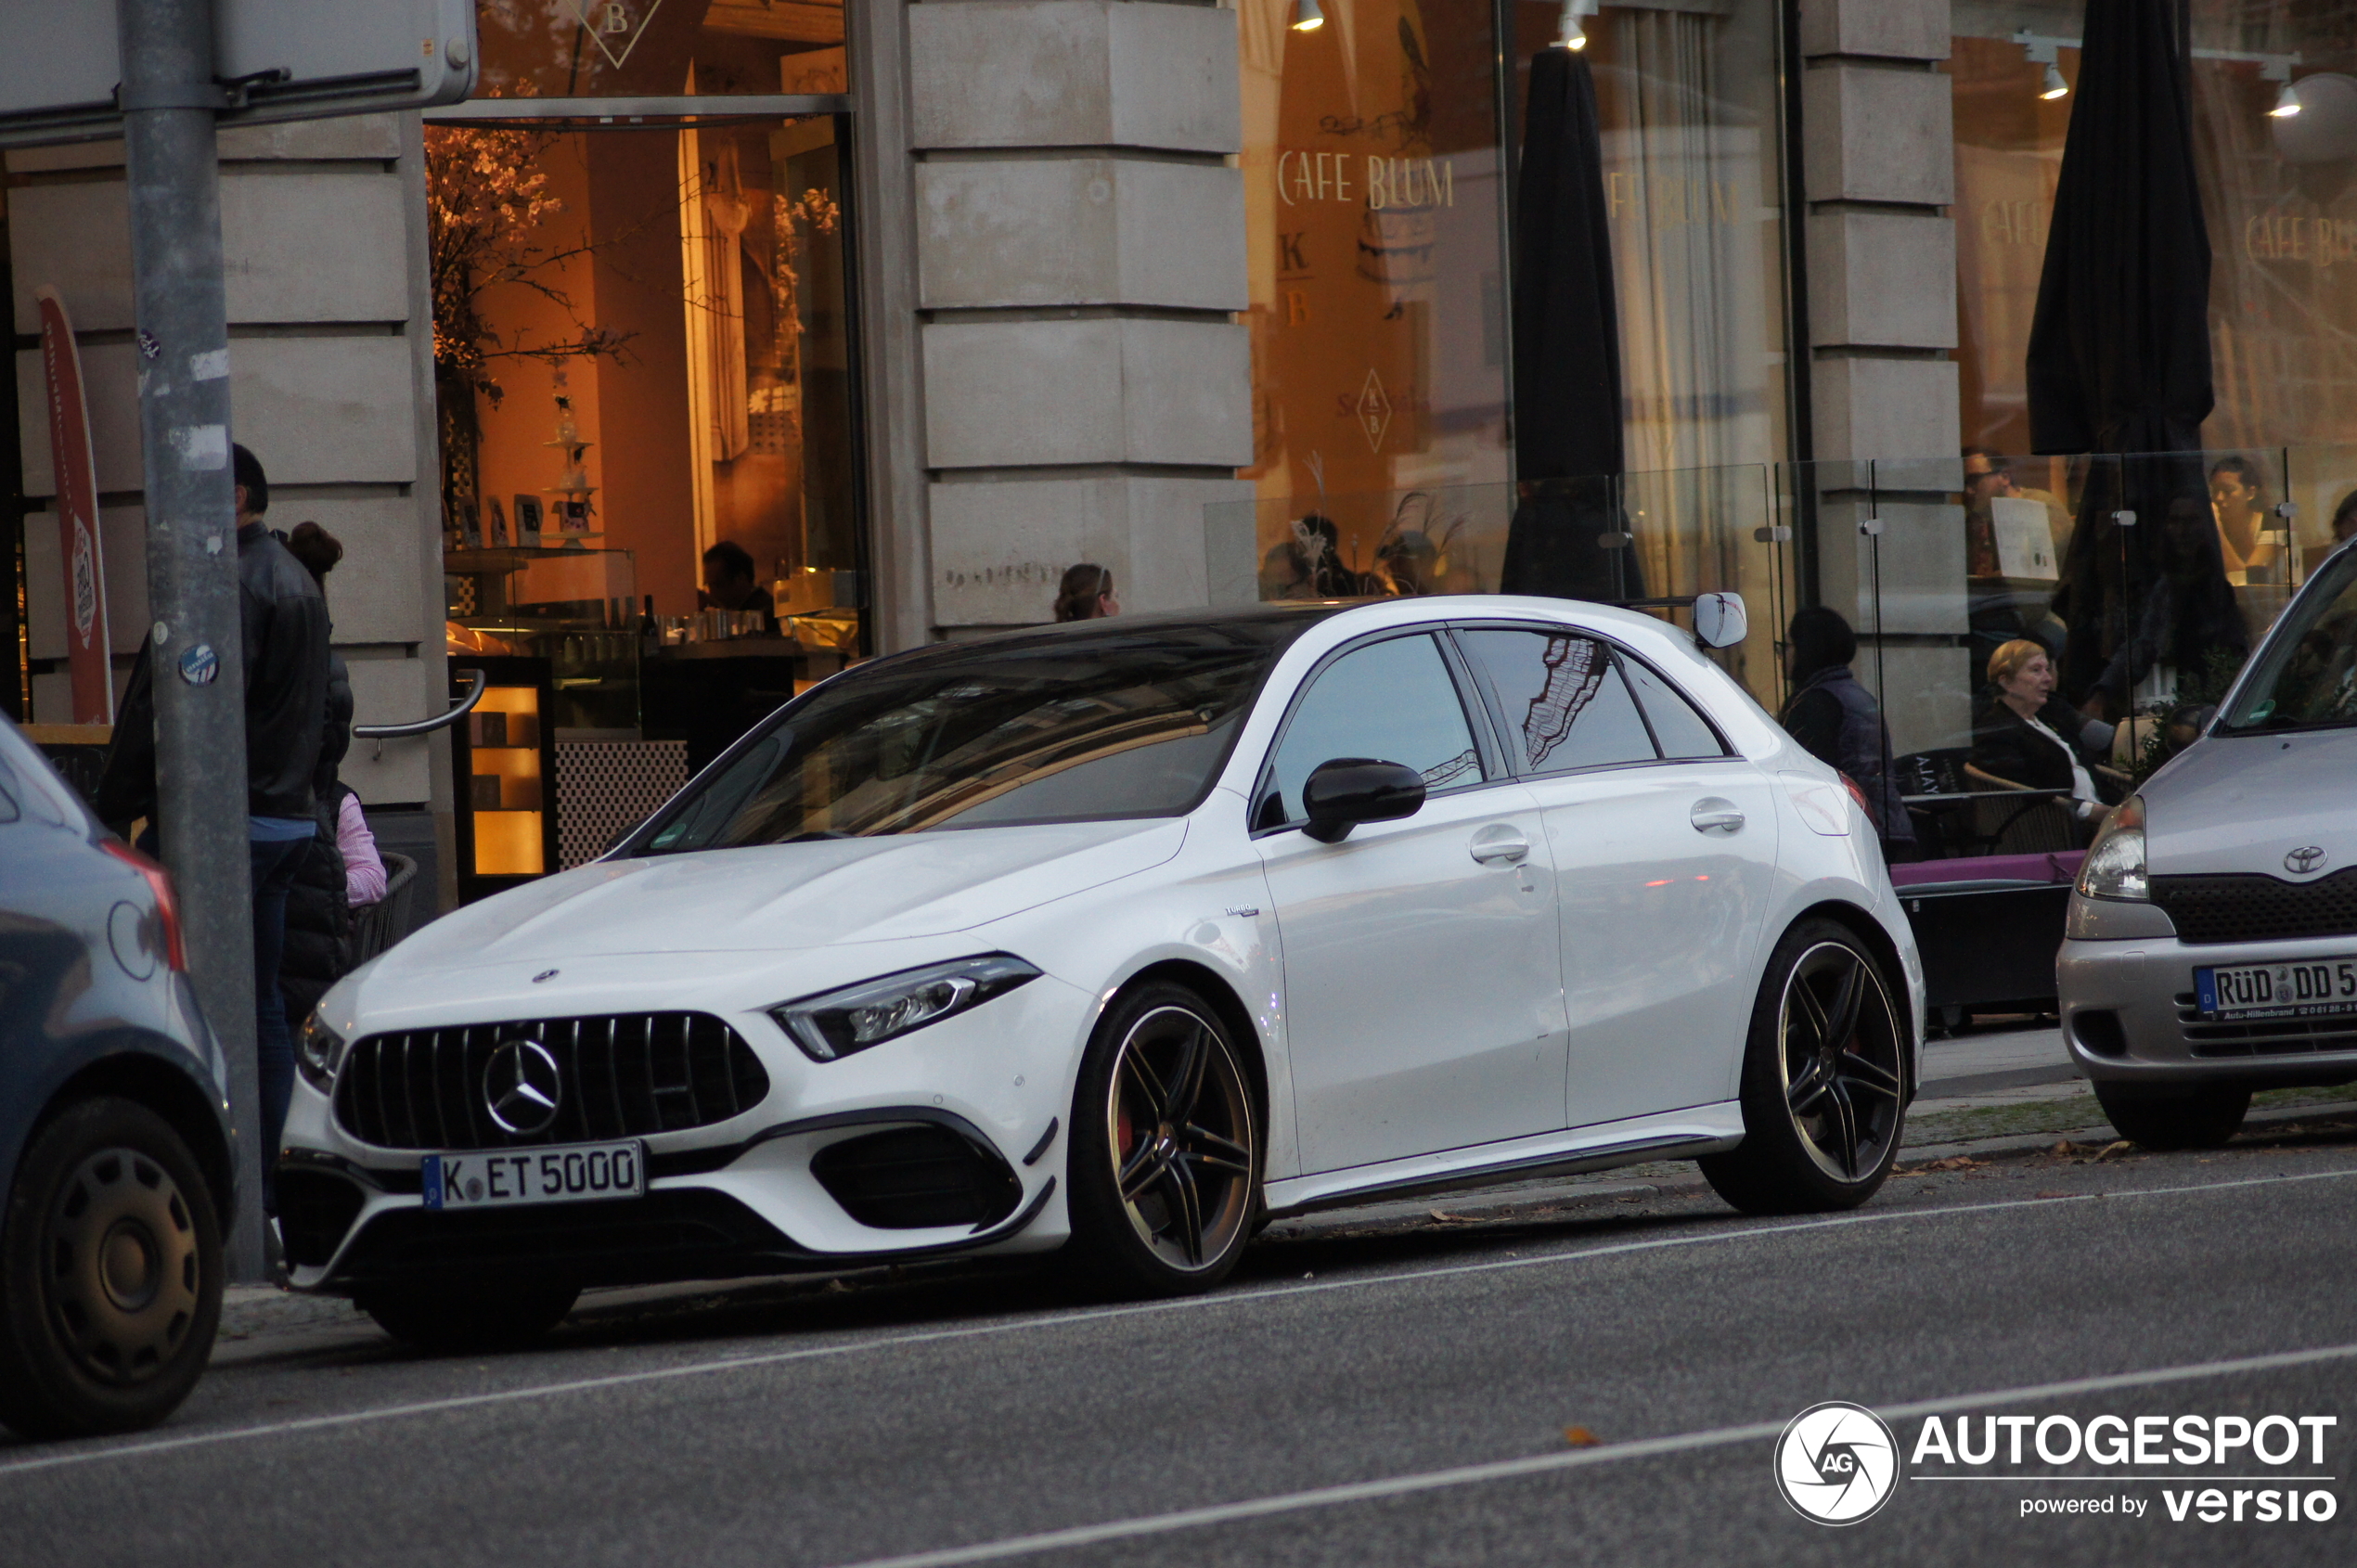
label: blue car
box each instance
[0,716,232,1437]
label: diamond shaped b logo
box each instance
[567,0,667,71]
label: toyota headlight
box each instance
[770,955,1042,1062]
[2076,795,2149,902]
[296,1016,349,1091]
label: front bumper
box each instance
[2059,930,2357,1087]
[277,970,1095,1294]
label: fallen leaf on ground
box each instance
[1429,1210,1475,1224]
[1564,1426,1604,1447]
[2092,1140,2132,1163]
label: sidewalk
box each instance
[1918,1022,2076,1097]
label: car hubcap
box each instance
[1779,944,1905,1182]
[45,1149,201,1384]
[1106,1006,1255,1271]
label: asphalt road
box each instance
[6,1122,2357,1567]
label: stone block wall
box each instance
[898,0,1255,633]
[7,113,450,863]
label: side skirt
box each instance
[1260,1103,1745,1219]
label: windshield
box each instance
[633,613,1327,852]
[2219,546,2357,734]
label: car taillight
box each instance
[1837,773,1874,820]
[100,839,187,972]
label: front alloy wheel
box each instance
[1064,983,1259,1296]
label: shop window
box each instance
[472,0,846,98]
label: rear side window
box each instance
[1458,629,1656,773]
[1620,658,1727,759]
[1258,634,1484,827]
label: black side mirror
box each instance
[1302,757,1426,843]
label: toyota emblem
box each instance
[2286,846,2327,876]
[483,1037,562,1135]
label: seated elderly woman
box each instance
[1971,638,2119,831]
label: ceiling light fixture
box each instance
[1554,0,1593,51]
[1292,0,1324,32]
[2272,81,2303,117]
[2040,62,2069,100]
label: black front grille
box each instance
[333,1012,769,1150]
[2152,869,2357,946]
[2175,991,2357,1059]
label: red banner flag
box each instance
[35,285,111,725]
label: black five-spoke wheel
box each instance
[1065,983,1260,1295]
[1701,919,1908,1215]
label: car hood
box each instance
[376,818,1189,972]
[2146,727,2357,879]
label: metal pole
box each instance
[118,0,264,1281]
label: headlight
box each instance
[2076,795,2148,902]
[770,955,1042,1062]
[296,1017,349,1091]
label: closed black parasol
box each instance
[2028,0,2240,712]
[1501,45,1640,601]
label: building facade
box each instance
[8,0,2354,908]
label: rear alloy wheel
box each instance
[1063,983,1260,1297]
[1701,920,1909,1215]
[359,1279,580,1354]
[0,1099,223,1439]
[2092,1082,2249,1151]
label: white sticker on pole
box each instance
[169,424,228,469]
[189,349,229,380]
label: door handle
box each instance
[1691,797,1745,834]
[1469,825,1531,865]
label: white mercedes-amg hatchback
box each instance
[281,596,1922,1347]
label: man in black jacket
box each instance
[97,444,329,1213]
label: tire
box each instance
[1062,982,1262,1298]
[1700,919,1910,1215]
[2093,1082,2250,1151]
[0,1098,224,1439]
[359,1279,580,1353]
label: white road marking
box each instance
[0,1165,2351,1480]
[834,1343,2357,1568]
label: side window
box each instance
[1259,635,1482,827]
[1620,658,1727,759]
[1458,629,1657,774]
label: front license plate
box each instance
[2196,958,2357,1022]
[421,1140,645,1211]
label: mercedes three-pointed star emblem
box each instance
[484,1036,562,1135]
[2286,845,2327,876]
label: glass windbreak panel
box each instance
[1620,657,1725,759]
[473,1,846,97]
[1260,635,1483,827]
[638,618,1321,849]
[1234,1,1512,509]
[1459,629,1655,774]
[2219,547,2357,735]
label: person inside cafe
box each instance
[2209,455,2281,586]
[699,540,779,634]
[1973,638,2119,831]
